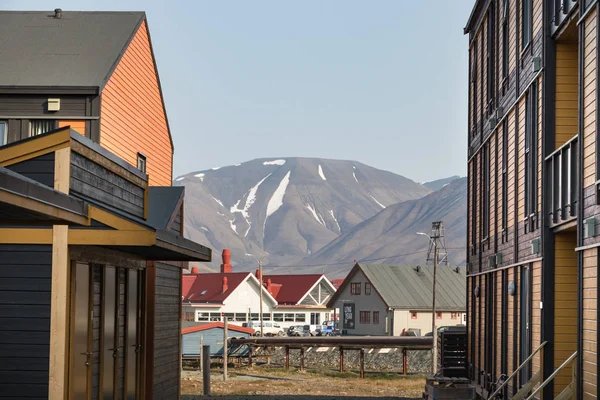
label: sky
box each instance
[2,1,474,183]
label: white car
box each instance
[244,321,285,336]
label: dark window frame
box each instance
[359,311,370,324]
[0,120,6,146]
[486,5,496,106]
[373,311,379,325]
[137,152,147,173]
[472,39,479,139]
[483,144,490,239]
[502,121,509,234]
[522,0,532,49]
[29,119,57,137]
[471,158,479,253]
[524,83,538,222]
[502,0,509,79]
[411,312,418,320]
[364,282,371,295]
[436,312,443,320]
[350,282,361,295]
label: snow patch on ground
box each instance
[306,204,325,226]
[370,194,385,209]
[217,212,225,217]
[263,159,286,166]
[211,195,224,208]
[230,173,272,237]
[329,210,341,232]
[195,173,205,181]
[264,171,291,234]
[443,183,449,187]
[353,172,359,183]
[229,219,238,234]
[318,165,327,181]
[200,226,209,232]
[211,167,221,170]
[175,177,185,182]
[234,163,241,166]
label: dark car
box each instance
[287,325,303,336]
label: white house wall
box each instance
[392,310,465,336]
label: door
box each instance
[519,265,532,385]
[125,269,142,399]
[70,262,92,400]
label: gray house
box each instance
[328,264,466,336]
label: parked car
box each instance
[242,321,285,336]
[402,328,421,337]
[319,321,339,336]
[302,324,320,336]
[287,325,304,336]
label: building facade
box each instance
[465,0,598,398]
[327,264,465,336]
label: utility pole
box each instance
[417,221,448,376]
[223,318,228,381]
[259,260,264,337]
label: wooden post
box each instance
[248,346,253,367]
[300,347,305,371]
[339,347,344,372]
[359,348,365,378]
[285,346,290,370]
[223,318,228,381]
[202,345,210,395]
[403,348,407,375]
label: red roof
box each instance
[183,272,251,303]
[182,322,254,335]
[330,279,344,290]
[263,274,323,304]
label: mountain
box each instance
[175,158,432,271]
[292,178,467,278]
[422,175,462,191]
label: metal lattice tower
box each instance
[425,221,448,266]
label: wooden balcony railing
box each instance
[547,136,578,227]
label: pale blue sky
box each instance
[2,1,474,182]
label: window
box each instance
[502,0,509,78]
[250,313,259,320]
[284,313,295,322]
[451,312,458,320]
[524,82,538,221]
[411,312,418,319]
[350,282,361,295]
[359,311,370,324]
[471,39,478,135]
[502,121,509,233]
[522,0,532,48]
[223,312,234,321]
[184,312,195,322]
[471,158,478,250]
[0,121,6,145]
[295,313,306,322]
[365,282,371,295]
[209,312,221,321]
[262,313,271,321]
[29,120,56,137]
[436,312,442,319]
[235,313,246,322]
[197,312,209,321]
[483,144,490,238]
[273,313,284,322]
[373,311,379,325]
[310,312,321,325]
[486,6,495,104]
[137,153,147,173]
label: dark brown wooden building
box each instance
[465,0,599,398]
[0,10,211,400]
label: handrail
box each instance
[524,351,577,400]
[487,341,547,399]
[545,134,577,161]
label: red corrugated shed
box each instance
[183,272,250,303]
[181,322,254,335]
[262,274,323,304]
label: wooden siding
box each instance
[508,0,516,72]
[0,95,87,117]
[531,261,541,378]
[583,248,598,398]
[469,160,474,255]
[555,41,578,149]
[517,97,526,219]
[153,263,181,399]
[91,265,101,400]
[537,75,542,212]
[554,231,577,394]
[507,109,516,228]
[0,245,52,399]
[495,271,502,377]
[170,206,182,236]
[490,131,497,239]
[583,9,597,188]
[507,267,515,393]
[100,20,173,187]
[58,120,86,136]
[6,152,55,188]
[70,151,145,218]
[532,0,543,36]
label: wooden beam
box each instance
[88,206,149,231]
[0,228,52,244]
[48,225,69,400]
[0,128,71,166]
[54,147,71,193]
[68,230,156,246]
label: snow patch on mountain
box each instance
[229,219,238,234]
[211,195,224,208]
[264,171,291,234]
[175,177,185,182]
[211,167,221,170]
[306,204,325,226]
[329,210,341,232]
[318,165,327,181]
[370,194,385,209]
[353,172,359,183]
[195,173,205,181]
[263,159,286,166]
[230,173,272,237]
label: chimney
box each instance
[255,268,261,281]
[191,266,199,274]
[222,276,228,293]
[54,8,62,18]
[266,278,272,294]
[220,249,232,273]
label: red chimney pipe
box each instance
[255,268,261,281]
[221,249,232,273]
[266,278,272,294]
[191,266,199,274]
[222,276,228,293]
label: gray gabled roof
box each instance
[0,10,144,87]
[147,186,184,231]
[359,264,466,311]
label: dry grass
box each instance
[180,366,425,398]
